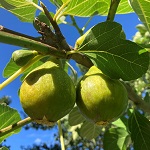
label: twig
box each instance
[40,2,71,51]
[124,83,150,114]
[0,117,32,137]
[106,0,120,21]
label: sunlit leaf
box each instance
[79,120,101,140]
[129,0,150,33]
[0,0,38,22]
[128,110,150,150]
[62,0,133,17]
[78,21,149,81]
[0,105,21,143]
[103,127,129,150]
[63,0,108,16]
[117,0,133,14]
[68,106,86,126]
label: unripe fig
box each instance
[76,66,128,126]
[19,59,76,126]
[12,50,38,66]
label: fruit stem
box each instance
[58,120,65,150]
[0,55,43,90]
[0,117,33,137]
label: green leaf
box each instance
[112,118,127,129]
[63,0,108,16]
[3,58,20,78]
[79,21,149,80]
[116,0,133,14]
[0,0,38,22]
[103,127,129,150]
[62,0,133,17]
[68,106,86,126]
[0,147,9,150]
[50,0,63,7]
[129,0,150,33]
[0,105,21,143]
[79,120,101,140]
[3,57,43,79]
[128,110,150,150]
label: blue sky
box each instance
[0,1,141,149]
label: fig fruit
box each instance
[76,66,128,126]
[12,50,38,66]
[19,59,76,126]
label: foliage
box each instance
[0,0,150,150]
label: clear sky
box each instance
[0,1,141,149]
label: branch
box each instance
[0,25,93,68]
[0,117,32,137]
[106,0,120,21]
[124,83,150,114]
[0,26,66,58]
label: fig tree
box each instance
[19,59,76,126]
[76,66,128,126]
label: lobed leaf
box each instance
[103,127,129,150]
[0,0,38,22]
[0,105,21,143]
[128,110,150,150]
[79,120,101,140]
[78,21,149,81]
[129,0,150,33]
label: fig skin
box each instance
[20,59,76,126]
[76,66,128,126]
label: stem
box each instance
[30,1,44,12]
[124,83,150,114]
[70,16,83,36]
[0,117,32,137]
[58,120,65,150]
[53,0,70,21]
[82,15,94,31]
[0,55,43,90]
[106,0,120,21]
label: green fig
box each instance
[76,66,128,126]
[19,59,76,126]
[12,50,38,66]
